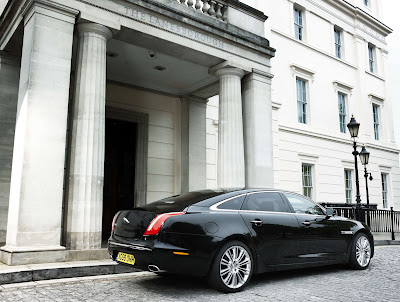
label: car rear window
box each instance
[136,190,224,213]
[217,195,246,210]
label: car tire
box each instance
[349,233,372,270]
[208,240,253,293]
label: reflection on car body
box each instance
[108,189,373,293]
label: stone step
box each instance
[0,259,139,285]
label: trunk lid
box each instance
[114,210,157,239]
[113,190,224,239]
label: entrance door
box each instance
[102,118,137,240]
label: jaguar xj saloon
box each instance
[108,189,373,292]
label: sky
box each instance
[381,0,400,146]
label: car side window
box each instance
[284,193,324,215]
[241,192,289,213]
[217,195,246,210]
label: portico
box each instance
[0,0,275,265]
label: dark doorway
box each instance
[102,118,137,240]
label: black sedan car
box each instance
[108,189,373,292]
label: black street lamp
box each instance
[347,116,362,221]
[359,145,373,226]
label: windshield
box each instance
[136,190,224,213]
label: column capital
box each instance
[243,69,274,85]
[214,67,245,79]
[76,23,113,40]
[181,96,208,108]
[22,0,79,26]
[251,69,274,79]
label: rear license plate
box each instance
[117,252,136,265]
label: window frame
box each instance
[296,77,308,124]
[338,92,347,133]
[368,44,376,73]
[344,169,353,204]
[372,103,380,140]
[381,173,388,208]
[302,164,313,199]
[334,27,342,59]
[294,7,304,41]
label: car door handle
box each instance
[302,221,311,226]
[251,219,263,226]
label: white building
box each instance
[206,0,400,209]
[0,0,398,266]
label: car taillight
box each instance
[144,212,185,236]
[112,212,120,232]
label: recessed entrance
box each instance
[102,118,137,240]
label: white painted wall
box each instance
[207,0,400,209]
[106,83,180,203]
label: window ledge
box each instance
[333,80,354,92]
[365,70,385,81]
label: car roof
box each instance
[191,188,304,208]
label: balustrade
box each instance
[177,0,228,22]
[327,205,400,240]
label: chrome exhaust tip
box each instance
[148,264,160,272]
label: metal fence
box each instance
[328,206,400,240]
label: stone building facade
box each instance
[0,0,275,264]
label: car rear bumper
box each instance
[108,234,214,276]
[108,240,153,271]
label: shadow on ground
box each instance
[135,264,350,295]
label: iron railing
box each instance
[327,206,400,240]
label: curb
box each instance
[0,261,139,286]
[374,240,400,246]
[0,271,154,291]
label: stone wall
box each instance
[106,82,180,203]
[0,52,20,244]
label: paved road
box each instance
[1,246,399,302]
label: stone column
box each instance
[181,97,207,192]
[0,52,20,244]
[242,70,274,188]
[66,23,112,250]
[1,1,77,264]
[215,67,245,191]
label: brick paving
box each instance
[0,246,399,302]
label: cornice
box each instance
[279,125,400,154]
[325,0,392,34]
[304,0,391,45]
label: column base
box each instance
[0,245,66,265]
[0,245,110,266]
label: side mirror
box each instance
[326,208,335,217]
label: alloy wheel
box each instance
[355,235,371,267]
[219,245,251,289]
